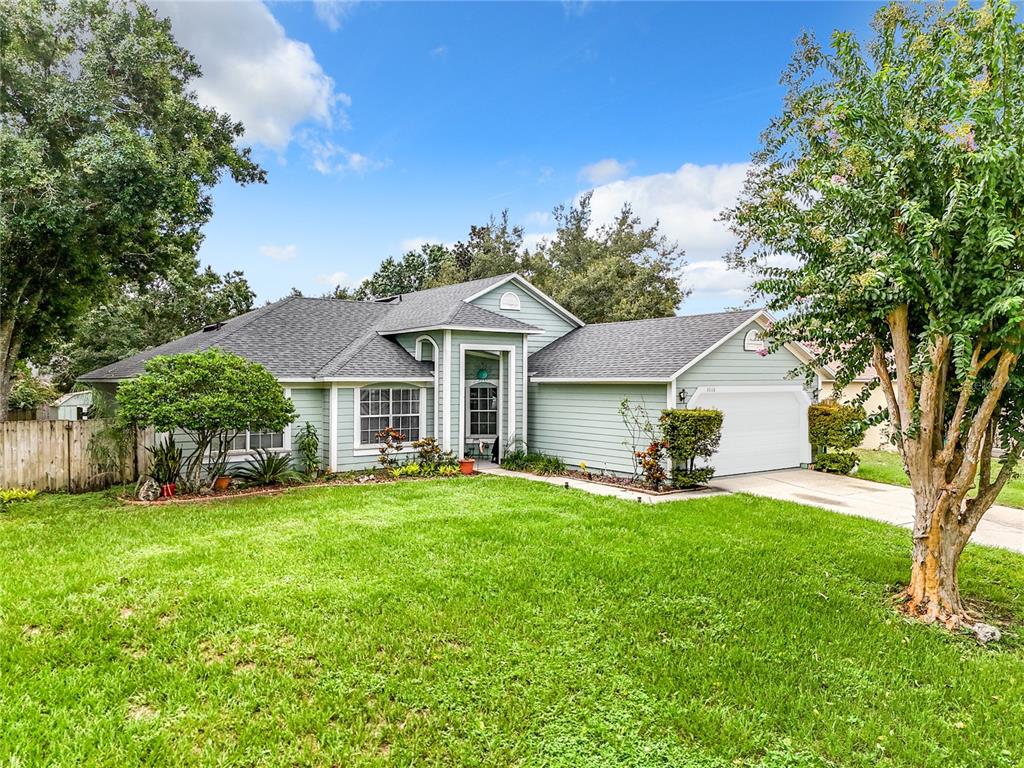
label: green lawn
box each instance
[1,479,1022,767]
[856,448,1024,509]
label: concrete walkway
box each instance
[715,469,1024,554]
[477,464,726,505]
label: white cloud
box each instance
[578,158,632,186]
[523,210,551,228]
[316,271,364,289]
[313,0,359,31]
[153,0,345,150]
[430,44,448,57]
[259,244,298,262]
[581,162,754,310]
[304,137,388,175]
[523,231,554,253]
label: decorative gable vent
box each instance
[499,291,521,311]
[743,328,765,353]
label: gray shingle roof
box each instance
[79,277,541,382]
[372,274,539,334]
[528,308,763,379]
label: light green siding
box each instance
[675,320,811,395]
[334,382,435,472]
[470,281,576,353]
[447,331,525,456]
[527,382,668,476]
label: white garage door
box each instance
[686,385,811,476]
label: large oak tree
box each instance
[725,0,1024,627]
[0,0,264,417]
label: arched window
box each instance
[466,381,498,437]
[415,335,438,367]
[743,328,765,353]
[498,291,521,311]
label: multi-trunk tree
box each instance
[0,0,264,417]
[725,0,1024,627]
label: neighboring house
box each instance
[819,366,893,451]
[80,273,824,477]
[51,390,93,421]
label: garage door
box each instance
[686,385,811,476]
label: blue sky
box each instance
[157,1,882,314]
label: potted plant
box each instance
[146,436,182,498]
[459,456,476,475]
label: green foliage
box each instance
[86,390,134,485]
[233,449,299,487]
[6,363,57,412]
[296,422,321,478]
[0,487,38,510]
[500,451,565,475]
[146,436,182,486]
[411,437,457,473]
[350,196,686,323]
[809,402,867,453]
[635,441,669,490]
[116,350,295,490]
[374,427,406,470]
[0,0,263,409]
[390,462,423,478]
[814,452,859,475]
[50,259,254,390]
[660,409,724,488]
[619,397,661,480]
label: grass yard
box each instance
[856,448,1024,509]
[2,478,1022,767]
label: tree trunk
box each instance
[902,504,969,627]
[0,319,22,422]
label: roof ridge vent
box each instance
[202,321,225,332]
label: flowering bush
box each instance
[635,441,669,490]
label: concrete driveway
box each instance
[714,469,1024,554]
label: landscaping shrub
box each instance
[809,401,866,475]
[0,488,38,511]
[660,409,723,488]
[233,449,299,486]
[146,436,182,486]
[296,422,321,478]
[635,441,669,490]
[500,451,565,475]
[374,427,406,469]
[411,437,458,473]
[814,451,858,475]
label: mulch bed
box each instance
[119,472,479,506]
[554,470,710,496]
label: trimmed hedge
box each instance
[809,401,866,475]
[660,409,724,488]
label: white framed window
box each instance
[358,387,422,445]
[743,328,765,352]
[228,429,289,453]
[467,381,498,438]
[498,291,521,311]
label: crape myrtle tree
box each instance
[724,0,1024,627]
[0,0,264,418]
[117,350,296,491]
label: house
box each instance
[51,390,93,421]
[80,273,823,477]
[818,364,894,451]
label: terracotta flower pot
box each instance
[213,475,231,492]
[160,482,176,498]
[459,458,476,475]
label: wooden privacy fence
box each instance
[0,420,155,492]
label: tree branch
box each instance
[872,343,901,444]
[886,306,915,435]
[936,343,1001,467]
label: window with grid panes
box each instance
[468,382,498,437]
[359,388,421,444]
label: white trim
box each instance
[521,334,528,448]
[414,335,441,441]
[376,325,542,336]
[465,380,499,439]
[462,273,585,328]
[443,330,452,452]
[667,381,675,409]
[458,343,517,460]
[329,383,338,471]
[498,291,521,311]
[530,376,671,384]
[352,384,428,450]
[279,376,435,383]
